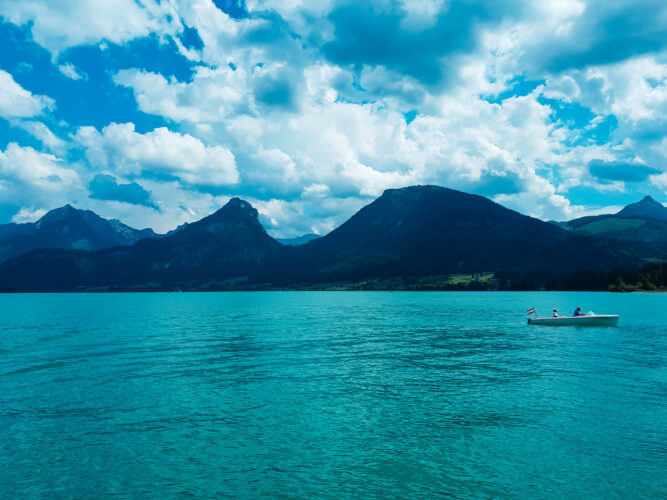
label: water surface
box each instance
[1,292,666,498]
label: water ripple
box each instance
[0,291,665,498]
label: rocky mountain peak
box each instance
[204,197,261,225]
[617,195,667,221]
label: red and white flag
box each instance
[527,307,536,315]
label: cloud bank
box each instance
[0,0,666,235]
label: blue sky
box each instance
[0,0,666,235]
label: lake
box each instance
[1,292,666,498]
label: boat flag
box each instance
[527,307,536,315]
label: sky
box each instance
[0,0,666,236]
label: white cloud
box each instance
[539,57,667,191]
[551,57,667,124]
[16,121,67,154]
[242,147,300,192]
[58,63,86,81]
[340,159,416,197]
[176,0,239,65]
[0,143,85,210]
[12,207,47,223]
[113,66,246,123]
[245,0,334,16]
[3,0,666,236]
[398,0,446,31]
[253,197,302,230]
[651,171,667,190]
[605,58,667,123]
[0,143,79,191]
[81,179,231,234]
[114,54,603,224]
[302,183,330,198]
[0,0,180,55]
[0,70,54,118]
[494,182,575,221]
[75,123,239,186]
[252,194,365,239]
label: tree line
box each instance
[548,262,667,292]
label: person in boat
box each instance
[573,307,585,316]
[553,308,558,317]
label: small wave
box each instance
[4,361,67,376]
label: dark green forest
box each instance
[607,262,667,292]
[548,262,667,292]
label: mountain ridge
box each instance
[558,194,667,247]
[263,185,629,286]
[0,197,281,291]
[0,186,660,292]
[0,205,157,263]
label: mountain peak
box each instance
[159,197,280,265]
[226,197,250,208]
[381,185,449,197]
[207,197,259,222]
[49,204,77,215]
[37,204,90,225]
[617,195,667,221]
[182,197,269,239]
[374,185,499,216]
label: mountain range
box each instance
[0,186,664,291]
[263,186,631,288]
[0,205,156,263]
[554,196,667,245]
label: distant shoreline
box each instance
[2,288,665,294]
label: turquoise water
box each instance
[1,292,666,498]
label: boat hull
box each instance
[528,315,619,326]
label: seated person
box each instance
[573,307,585,316]
[553,308,558,317]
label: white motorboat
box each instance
[527,314,619,326]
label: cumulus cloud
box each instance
[251,194,367,239]
[522,0,667,73]
[0,143,85,211]
[113,66,246,123]
[237,146,300,195]
[11,207,48,223]
[104,3,600,223]
[302,183,330,198]
[0,143,79,191]
[538,57,667,186]
[322,1,525,87]
[75,123,239,186]
[2,0,667,234]
[0,0,180,55]
[15,121,67,154]
[0,70,54,118]
[114,54,605,223]
[651,171,667,190]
